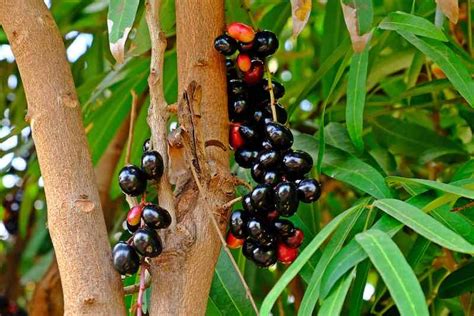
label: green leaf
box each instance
[318,269,355,316]
[387,176,474,199]
[374,199,474,254]
[259,2,291,36]
[207,250,254,315]
[348,260,371,316]
[355,230,429,316]
[260,205,359,316]
[397,31,474,107]
[379,11,448,41]
[299,200,368,314]
[438,261,474,298]
[294,133,392,199]
[225,0,253,25]
[107,0,140,63]
[342,0,373,35]
[346,46,369,152]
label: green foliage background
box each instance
[0,0,473,315]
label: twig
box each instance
[136,264,149,316]
[264,64,278,122]
[451,200,474,212]
[188,157,260,315]
[125,91,138,165]
[145,0,177,229]
[221,196,243,210]
[124,269,152,295]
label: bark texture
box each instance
[148,0,232,314]
[0,1,125,315]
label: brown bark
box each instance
[0,1,125,315]
[148,0,233,314]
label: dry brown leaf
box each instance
[341,2,371,52]
[436,0,459,24]
[291,0,312,38]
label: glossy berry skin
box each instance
[239,125,260,146]
[142,204,172,229]
[226,59,238,78]
[234,148,258,168]
[258,102,288,125]
[227,22,256,43]
[229,98,249,119]
[273,219,296,238]
[229,210,249,238]
[274,181,299,216]
[214,34,238,56]
[284,229,304,248]
[229,124,245,150]
[277,243,298,265]
[143,138,151,152]
[228,79,247,98]
[237,54,252,72]
[297,179,322,203]
[242,194,256,213]
[132,228,163,257]
[118,165,147,196]
[257,149,280,168]
[237,41,254,53]
[282,150,313,179]
[254,31,279,57]
[262,80,285,99]
[126,205,144,232]
[250,184,275,212]
[246,218,274,247]
[243,60,264,85]
[112,242,140,275]
[264,122,293,150]
[252,246,277,267]
[251,163,265,183]
[262,170,280,185]
[141,151,164,180]
[242,239,258,259]
[226,231,244,249]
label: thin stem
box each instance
[188,157,260,315]
[136,265,148,316]
[264,65,278,122]
[125,90,138,165]
[222,196,243,210]
[124,269,152,294]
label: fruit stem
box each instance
[264,64,278,122]
[126,90,138,165]
[136,264,148,316]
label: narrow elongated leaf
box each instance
[260,205,359,316]
[207,251,254,315]
[397,31,474,107]
[438,261,474,298]
[346,46,369,152]
[348,260,371,316]
[294,134,391,199]
[356,230,429,316]
[341,1,372,52]
[299,200,367,314]
[319,269,355,316]
[374,199,474,254]
[379,11,448,41]
[435,0,459,24]
[291,0,311,37]
[387,176,474,199]
[107,0,140,63]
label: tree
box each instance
[0,0,473,316]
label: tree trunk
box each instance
[0,1,125,315]
[149,0,232,314]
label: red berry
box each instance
[227,22,255,43]
[285,229,304,248]
[237,54,252,72]
[229,123,245,150]
[267,210,280,221]
[226,231,244,249]
[127,204,144,227]
[277,243,298,265]
[243,60,264,85]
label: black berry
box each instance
[252,246,277,267]
[132,228,163,258]
[112,242,140,275]
[282,150,313,179]
[273,219,296,238]
[274,181,299,216]
[235,148,258,168]
[118,165,147,196]
[230,210,249,238]
[257,149,280,168]
[242,194,256,213]
[143,138,151,152]
[141,151,164,180]
[297,179,322,203]
[264,122,293,150]
[254,31,279,57]
[250,184,275,212]
[142,204,172,229]
[214,34,238,56]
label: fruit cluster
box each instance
[2,190,23,235]
[111,140,171,275]
[214,23,322,268]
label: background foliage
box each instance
[0,0,473,315]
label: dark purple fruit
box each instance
[252,246,277,267]
[112,242,140,275]
[262,170,280,185]
[239,125,260,145]
[262,80,285,99]
[264,122,293,150]
[282,150,313,179]
[246,218,275,247]
[228,79,247,97]
[214,34,238,56]
[235,148,258,168]
[257,149,280,168]
[141,151,164,180]
[132,228,163,257]
[250,184,275,211]
[242,194,256,213]
[273,219,296,238]
[142,204,172,229]
[226,58,238,78]
[118,165,147,196]
[297,179,322,203]
[251,163,265,183]
[230,210,249,238]
[242,239,258,259]
[274,181,299,216]
[254,31,279,57]
[238,40,254,53]
[229,98,249,118]
[143,138,151,152]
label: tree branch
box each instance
[0,1,125,314]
